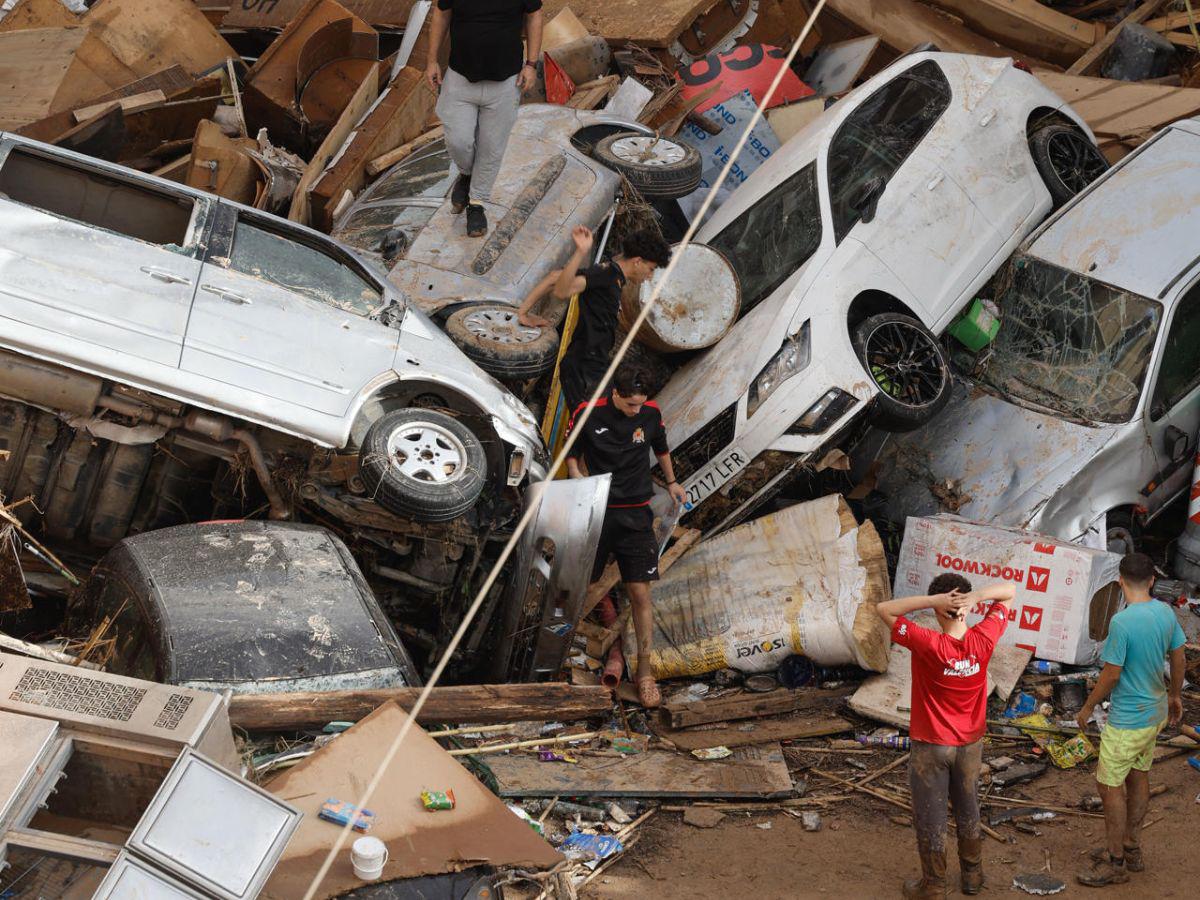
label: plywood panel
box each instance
[223,0,418,29]
[84,0,237,78]
[925,0,1102,66]
[655,712,853,751]
[540,0,720,48]
[0,0,78,33]
[0,27,127,129]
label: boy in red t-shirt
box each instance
[876,574,1015,899]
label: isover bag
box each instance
[624,495,892,678]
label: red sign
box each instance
[679,44,812,114]
[1019,606,1044,631]
[1033,542,1056,555]
[1026,566,1051,593]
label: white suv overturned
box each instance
[0,134,605,680]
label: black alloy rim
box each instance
[1046,131,1107,193]
[864,320,947,409]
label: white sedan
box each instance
[653,51,1107,530]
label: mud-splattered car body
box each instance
[871,118,1200,550]
[647,51,1096,533]
[68,521,421,694]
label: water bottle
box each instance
[856,733,911,750]
[1026,660,1062,675]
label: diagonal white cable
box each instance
[301,3,827,895]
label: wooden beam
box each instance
[1066,0,1170,75]
[72,88,165,123]
[1072,0,1127,17]
[1145,10,1200,32]
[1163,29,1200,50]
[924,0,1102,66]
[365,125,444,177]
[5,827,122,865]
[661,687,849,729]
[228,682,613,731]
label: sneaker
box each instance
[466,203,487,237]
[450,174,470,214]
[1077,853,1128,887]
[1090,845,1143,873]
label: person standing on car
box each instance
[565,365,687,708]
[517,225,671,410]
[1074,552,1185,888]
[875,576,1016,899]
[425,0,542,238]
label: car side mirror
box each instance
[1165,424,1191,464]
[856,176,886,224]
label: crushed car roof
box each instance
[107,521,400,684]
[1026,122,1200,300]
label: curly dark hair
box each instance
[621,229,671,267]
[928,573,972,595]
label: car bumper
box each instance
[493,474,611,681]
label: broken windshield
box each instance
[979,256,1162,424]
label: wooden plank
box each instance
[925,0,1103,66]
[0,0,78,32]
[5,827,122,866]
[1163,29,1200,49]
[0,28,100,129]
[72,88,165,123]
[1146,10,1200,32]
[489,741,795,799]
[288,60,378,225]
[539,0,722,49]
[1066,0,1169,75]
[186,118,261,204]
[663,687,850,730]
[825,0,1049,65]
[803,35,881,96]
[766,95,826,143]
[223,0,418,29]
[228,682,613,731]
[83,0,238,78]
[1035,70,1200,160]
[656,712,854,751]
[151,153,193,182]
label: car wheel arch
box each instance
[846,289,921,335]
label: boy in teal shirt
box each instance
[1075,553,1186,887]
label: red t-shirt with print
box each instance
[891,602,1009,745]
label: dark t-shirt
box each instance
[438,0,541,83]
[566,397,669,506]
[562,261,626,372]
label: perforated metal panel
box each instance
[8,666,147,721]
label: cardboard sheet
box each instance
[261,702,561,898]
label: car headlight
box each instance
[786,388,857,434]
[747,321,811,417]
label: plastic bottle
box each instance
[1027,660,1062,675]
[856,734,911,750]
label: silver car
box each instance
[0,132,605,679]
[871,118,1200,553]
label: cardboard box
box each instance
[894,516,1124,664]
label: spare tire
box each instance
[359,408,487,523]
[444,305,560,380]
[592,132,702,199]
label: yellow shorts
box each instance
[1096,720,1165,788]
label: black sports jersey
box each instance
[566,397,669,507]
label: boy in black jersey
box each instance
[516,226,671,411]
[565,366,687,708]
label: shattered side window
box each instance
[980,256,1161,424]
[228,219,382,315]
[1150,281,1200,414]
[336,204,438,260]
[827,60,951,243]
[709,162,821,316]
[366,142,453,201]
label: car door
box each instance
[183,205,400,417]
[1141,277,1200,518]
[825,59,999,324]
[0,142,206,369]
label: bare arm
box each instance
[967,582,1016,613]
[875,592,965,630]
[566,456,587,478]
[655,452,687,506]
[1076,663,1122,730]
[1168,646,1185,727]
[425,6,450,89]
[554,226,593,299]
[524,9,542,62]
[516,271,561,327]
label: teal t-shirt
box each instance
[1101,600,1186,729]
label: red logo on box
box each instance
[1019,606,1043,631]
[1026,566,1051,593]
[1033,542,1056,555]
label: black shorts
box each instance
[591,505,660,583]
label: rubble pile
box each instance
[2,0,1200,897]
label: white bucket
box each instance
[351,836,388,881]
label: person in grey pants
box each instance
[426,0,543,238]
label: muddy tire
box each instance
[852,312,952,432]
[359,408,487,523]
[1030,124,1108,207]
[592,132,702,200]
[444,305,560,380]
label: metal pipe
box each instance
[230,428,290,520]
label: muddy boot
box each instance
[1077,853,1128,887]
[1090,845,1143,873]
[466,203,487,237]
[450,174,470,213]
[958,836,984,894]
[902,847,947,899]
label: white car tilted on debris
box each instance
[652,51,1108,531]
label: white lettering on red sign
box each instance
[1026,566,1051,593]
[1019,606,1044,631]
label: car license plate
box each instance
[684,446,750,508]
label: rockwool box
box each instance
[894,516,1124,665]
